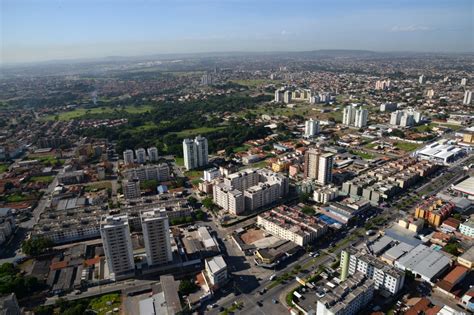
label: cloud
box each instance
[280,30,292,36]
[390,25,434,32]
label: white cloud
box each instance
[281,30,292,36]
[390,25,434,32]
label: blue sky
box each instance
[2,0,473,64]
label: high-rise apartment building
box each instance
[274,89,284,103]
[343,105,368,128]
[147,147,159,162]
[354,109,368,128]
[283,90,292,104]
[140,209,173,266]
[183,136,209,170]
[461,78,468,86]
[304,149,334,185]
[123,149,134,165]
[135,148,147,164]
[123,179,141,199]
[304,119,320,138]
[419,75,426,84]
[122,164,170,182]
[100,215,134,279]
[375,79,391,90]
[463,91,472,105]
[390,109,422,127]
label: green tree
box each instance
[301,206,315,216]
[179,279,198,296]
[3,181,14,191]
[187,196,198,208]
[299,192,311,203]
[21,237,54,256]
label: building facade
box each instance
[141,210,173,266]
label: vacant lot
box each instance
[43,105,154,121]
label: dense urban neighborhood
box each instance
[0,50,473,315]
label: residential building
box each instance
[123,179,141,200]
[274,88,284,103]
[205,255,228,288]
[341,248,405,295]
[257,205,327,246]
[419,75,426,84]
[135,148,147,164]
[100,215,135,279]
[459,218,474,238]
[463,91,472,105]
[390,109,422,127]
[461,78,468,86]
[414,198,455,227]
[141,209,172,266]
[380,102,397,112]
[203,168,220,182]
[283,90,292,104]
[183,136,208,170]
[0,208,15,246]
[375,79,391,90]
[123,149,134,165]
[0,293,21,315]
[213,168,288,215]
[354,109,368,128]
[309,273,374,315]
[122,164,170,182]
[304,118,320,138]
[147,147,159,162]
[201,73,213,85]
[313,185,339,203]
[343,105,368,128]
[303,149,334,185]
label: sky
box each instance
[1,0,473,64]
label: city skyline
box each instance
[2,0,473,64]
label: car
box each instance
[257,301,263,307]
[272,299,278,304]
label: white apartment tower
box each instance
[343,105,356,125]
[135,148,147,164]
[183,136,209,170]
[147,147,159,162]
[463,91,472,105]
[354,109,368,128]
[274,89,284,103]
[461,78,468,86]
[419,75,426,84]
[100,215,134,279]
[283,90,292,104]
[304,149,334,185]
[304,119,320,138]
[140,210,173,266]
[123,149,134,165]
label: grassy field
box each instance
[171,126,226,138]
[84,181,112,192]
[43,105,154,121]
[394,141,422,152]
[232,145,251,153]
[3,193,30,203]
[174,157,184,166]
[184,170,203,180]
[88,293,121,315]
[349,150,375,160]
[29,175,54,184]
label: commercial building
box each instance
[414,197,455,227]
[294,272,374,315]
[257,205,327,246]
[394,244,451,283]
[303,148,334,185]
[340,248,405,295]
[123,179,141,200]
[457,247,474,269]
[135,148,147,164]
[123,149,134,165]
[304,119,320,138]
[452,177,474,199]
[140,210,173,266]
[183,136,208,170]
[213,169,288,215]
[415,141,466,165]
[204,255,228,288]
[122,164,170,182]
[147,147,159,162]
[100,215,135,279]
